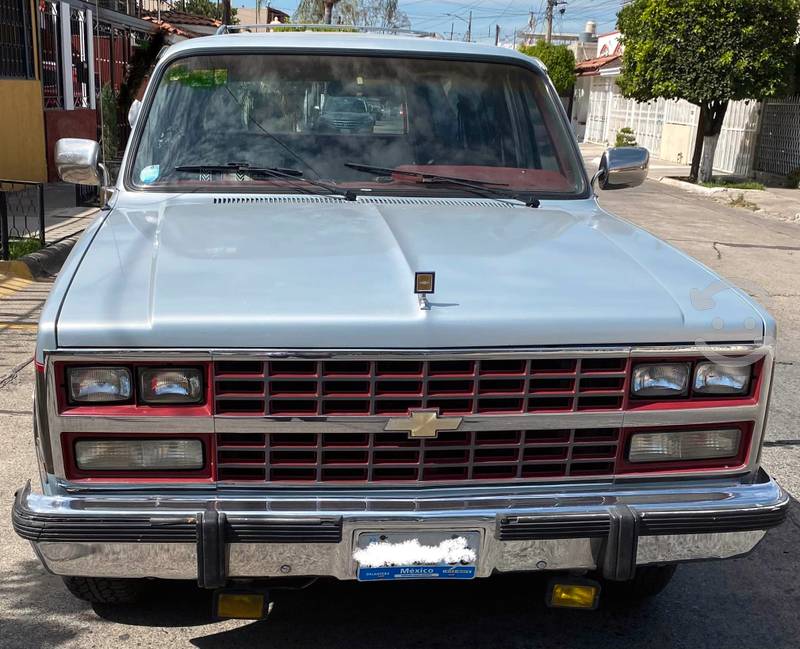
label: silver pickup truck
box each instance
[12,28,787,615]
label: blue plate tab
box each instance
[357,565,476,581]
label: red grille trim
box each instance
[215,428,621,484]
[213,358,630,416]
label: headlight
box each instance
[67,367,132,403]
[139,368,203,404]
[693,362,751,395]
[74,439,204,470]
[628,429,741,463]
[631,363,690,397]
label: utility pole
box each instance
[450,22,454,40]
[466,10,472,42]
[546,0,567,43]
[222,0,230,25]
[495,24,500,46]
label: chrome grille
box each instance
[213,357,630,416]
[216,427,621,483]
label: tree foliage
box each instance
[518,42,576,96]
[178,0,238,22]
[617,0,800,181]
[617,0,799,106]
[293,0,409,27]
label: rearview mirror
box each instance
[54,138,108,187]
[596,146,649,190]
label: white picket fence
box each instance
[583,75,762,176]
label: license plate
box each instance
[354,531,480,582]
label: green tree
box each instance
[518,41,576,96]
[178,0,238,23]
[617,0,800,182]
[293,0,408,27]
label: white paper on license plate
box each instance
[354,531,480,581]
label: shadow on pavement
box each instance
[81,499,800,649]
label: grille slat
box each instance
[216,428,621,484]
[214,357,629,417]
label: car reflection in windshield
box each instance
[316,96,376,134]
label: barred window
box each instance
[0,0,34,79]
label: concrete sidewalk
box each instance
[580,142,800,223]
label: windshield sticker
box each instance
[139,165,160,184]
[166,66,228,88]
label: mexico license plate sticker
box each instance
[354,531,480,581]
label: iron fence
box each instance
[0,181,45,261]
[754,95,800,178]
[39,1,63,108]
[0,0,35,79]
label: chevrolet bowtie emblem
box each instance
[384,409,463,439]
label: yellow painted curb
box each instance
[0,272,34,298]
[0,260,34,280]
[0,322,38,330]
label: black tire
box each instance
[62,576,146,604]
[604,564,677,602]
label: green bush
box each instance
[8,238,41,259]
[100,83,119,162]
[614,127,637,147]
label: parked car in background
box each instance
[13,29,787,618]
[316,95,376,133]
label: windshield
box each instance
[130,53,587,197]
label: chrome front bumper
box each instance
[13,472,788,585]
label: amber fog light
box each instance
[139,368,203,404]
[628,429,741,463]
[74,439,204,470]
[67,367,132,403]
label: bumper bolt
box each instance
[280,565,291,574]
[536,560,547,570]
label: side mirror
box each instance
[128,99,142,128]
[596,146,649,190]
[55,138,107,186]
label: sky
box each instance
[235,0,623,45]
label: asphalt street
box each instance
[0,169,798,648]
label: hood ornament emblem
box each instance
[384,408,462,439]
[414,271,435,311]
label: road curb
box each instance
[0,234,83,280]
[0,208,98,280]
[658,176,727,195]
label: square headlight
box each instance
[631,363,690,397]
[694,362,751,395]
[139,368,203,404]
[67,366,132,404]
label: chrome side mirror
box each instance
[595,146,649,190]
[55,138,106,186]
[128,99,142,128]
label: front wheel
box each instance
[62,576,146,604]
[604,565,677,602]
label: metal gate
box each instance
[754,96,800,177]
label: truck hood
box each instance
[55,197,765,348]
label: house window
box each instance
[0,0,35,79]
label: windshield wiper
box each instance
[173,163,356,200]
[344,162,540,208]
